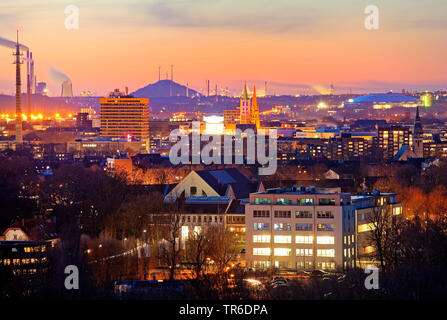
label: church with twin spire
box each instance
[239,82,260,129]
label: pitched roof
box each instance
[195,168,257,199]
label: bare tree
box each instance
[158,208,184,280]
[185,228,213,280]
[208,225,239,276]
[365,203,399,273]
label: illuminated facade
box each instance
[378,125,410,159]
[245,187,403,271]
[99,92,149,152]
[245,187,356,271]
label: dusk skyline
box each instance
[1,0,447,96]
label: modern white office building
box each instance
[245,186,357,271]
[244,186,403,271]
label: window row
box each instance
[253,261,336,270]
[254,198,337,205]
[182,215,223,223]
[253,248,335,257]
[254,223,335,232]
[252,235,335,244]
[253,211,334,219]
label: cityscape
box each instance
[1,0,447,309]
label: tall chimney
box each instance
[158,66,161,82]
[207,80,210,97]
[30,52,35,94]
[171,64,173,81]
[14,30,23,146]
[26,50,31,115]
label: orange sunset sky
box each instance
[0,0,447,96]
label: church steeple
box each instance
[251,85,260,129]
[240,82,251,124]
[241,82,249,100]
[413,105,424,157]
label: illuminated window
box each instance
[296,248,313,256]
[253,248,271,256]
[393,207,402,215]
[193,226,201,235]
[316,236,334,244]
[358,223,375,233]
[276,198,293,205]
[254,261,270,268]
[181,226,189,239]
[274,248,291,256]
[296,236,313,244]
[274,235,292,244]
[253,235,270,243]
[317,249,335,257]
[254,198,271,204]
[254,223,269,231]
[274,223,292,231]
[364,246,375,254]
[317,223,334,231]
[296,211,312,218]
[298,198,314,205]
[317,262,335,270]
[317,211,334,219]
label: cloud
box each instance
[139,0,322,33]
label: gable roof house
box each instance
[164,168,264,202]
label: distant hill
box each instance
[132,80,201,98]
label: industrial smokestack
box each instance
[30,52,35,94]
[26,50,31,115]
[171,64,173,81]
[158,66,161,81]
[13,30,23,146]
[207,80,210,97]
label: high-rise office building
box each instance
[100,89,150,152]
[378,125,410,159]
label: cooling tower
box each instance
[61,80,73,97]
